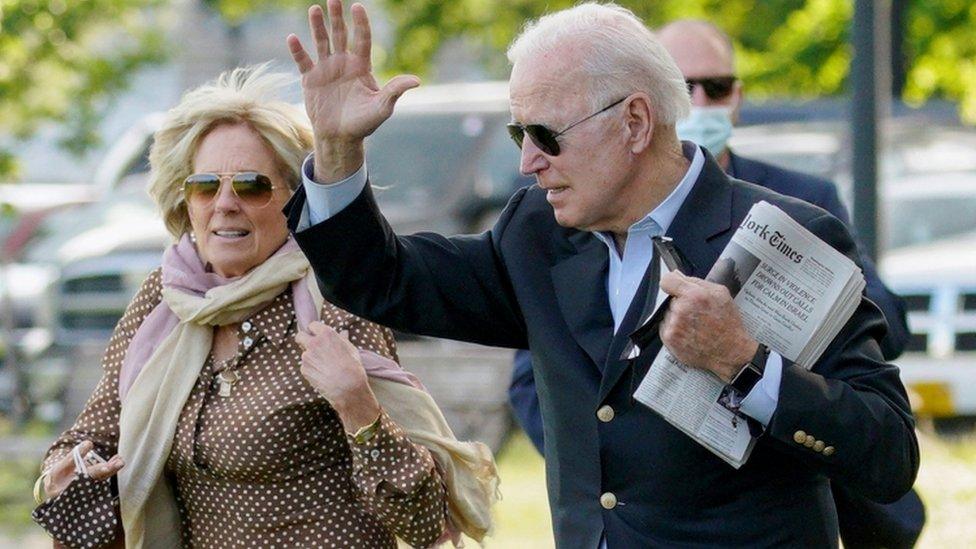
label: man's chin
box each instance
[552,209,590,231]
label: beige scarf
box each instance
[117,248,497,548]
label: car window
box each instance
[367,112,497,210]
[885,194,976,250]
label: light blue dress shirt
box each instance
[297,147,782,423]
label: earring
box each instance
[189,232,197,243]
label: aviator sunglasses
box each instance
[507,96,628,156]
[182,171,280,209]
[685,76,737,100]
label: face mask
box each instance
[676,106,733,157]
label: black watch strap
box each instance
[730,343,769,395]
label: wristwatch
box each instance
[729,343,770,395]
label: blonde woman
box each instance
[36,66,496,548]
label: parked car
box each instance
[731,120,976,420]
[27,82,528,448]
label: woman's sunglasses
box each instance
[685,76,737,101]
[182,171,280,209]
[507,97,627,156]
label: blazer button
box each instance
[596,405,615,423]
[823,446,836,457]
[813,440,825,453]
[804,435,816,448]
[600,492,617,510]
[793,430,807,444]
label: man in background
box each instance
[509,18,923,549]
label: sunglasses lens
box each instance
[507,124,525,149]
[527,126,559,156]
[703,79,734,100]
[687,77,735,100]
[507,123,560,156]
[183,174,221,206]
[232,172,275,206]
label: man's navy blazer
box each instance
[513,152,910,454]
[287,149,919,548]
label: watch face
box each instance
[732,365,763,394]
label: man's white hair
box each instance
[507,3,690,125]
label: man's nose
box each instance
[689,83,712,106]
[519,136,550,176]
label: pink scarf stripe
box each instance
[119,234,425,399]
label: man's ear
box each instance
[730,80,744,126]
[623,93,654,154]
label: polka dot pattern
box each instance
[43,268,448,548]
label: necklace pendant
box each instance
[217,370,239,398]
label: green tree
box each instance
[0,0,169,180]
[377,0,976,123]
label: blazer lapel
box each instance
[667,155,736,278]
[597,254,659,401]
[551,228,614,371]
[596,153,737,404]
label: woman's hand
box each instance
[43,441,124,501]
[287,0,419,182]
[296,321,381,431]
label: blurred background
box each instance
[0,0,974,547]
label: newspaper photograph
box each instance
[634,201,865,468]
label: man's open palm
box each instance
[287,1,419,143]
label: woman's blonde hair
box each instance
[147,64,313,239]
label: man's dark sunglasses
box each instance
[685,76,737,100]
[507,97,628,156]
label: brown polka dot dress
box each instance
[42,268,448,548]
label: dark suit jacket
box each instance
[287,149,919,548]
[513,153,910,453]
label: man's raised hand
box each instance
[287,1,420,182]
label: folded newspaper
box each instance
[633,201,866,468]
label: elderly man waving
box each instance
[285,2,919,547]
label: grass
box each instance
[914,430,976,547]
[479,433,553,548]
[3,429,974,548]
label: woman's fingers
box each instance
[87,456,125,481]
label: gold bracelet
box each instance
[349,413,383,445]
[33,472,49,505]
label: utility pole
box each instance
[850,0,892,261]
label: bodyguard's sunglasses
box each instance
[685,76,737,100]
[507,97,628,156]
[182,171,280,209]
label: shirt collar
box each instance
[594,142,705,246]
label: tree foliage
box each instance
[903,0,976,121]
[377,0,976,123]
[0,0,168,180]
[200,0,308,26]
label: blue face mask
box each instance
[676,106,733,157]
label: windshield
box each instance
[884,194,976,250]
[367,112,505,210]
